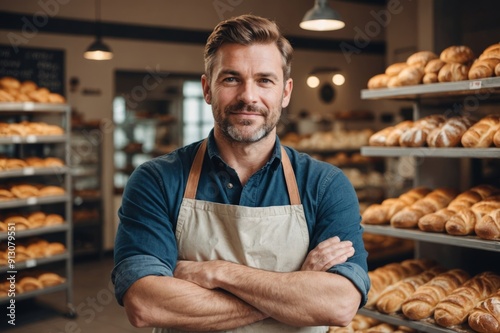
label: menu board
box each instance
[0,45,65,95]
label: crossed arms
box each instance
[123,236,363,331]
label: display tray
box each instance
[362,224,500,252]
[361,77,500,100]
[0,194,69,209]
[0,135,67,144]
[358,308,475,333]
[0,102,69,112]
[361,146,500,158]
[0,166,68,178]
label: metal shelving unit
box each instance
[0,102,74,317]
[359,77,500,333]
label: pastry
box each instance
[4,216,31,230]
[44,213,64,225]
[19,80,38,94]
[385,62,408,77]
[4,158,28,170]
[38,272,65,287]
[0,76,21,90]
[0,189,14,201]
[367,74,391,89]
[422,72,438,84]
[44,157,65,167]
[18,277,43,293]
[407,51,438,67]
[469,58,500,80]
[424,59,446,74]
[45,242,66,256]
[439,45,475,64]
[10,184,39,198]
[461,115,500,147]
[38,185,65,197]
[496,63,500,76]
[468,290,500,333]
[397,65,424,86]
[475,208,500,240]
[438,62,470,82]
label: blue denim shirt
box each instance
[112,132,370,307]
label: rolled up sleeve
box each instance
[328,262,370,308]
[111,254,173,306]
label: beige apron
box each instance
[154,140,327,333]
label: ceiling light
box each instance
[84,0,113,60]
[332,74,345,86]
[307,76,321,88]
[300,0,345,31]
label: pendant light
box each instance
[300,0,345,31]
[84,0,113,60]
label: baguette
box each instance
[475,208,500,240]
[376,267,445,314]
[434,271,500,327]
[401,269,470,320]
[468,290,500,333]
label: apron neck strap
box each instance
[183,139,301,205]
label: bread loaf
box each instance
[494,129,500,147]
[386,121,414,146]
[397,65,424,86]
[401,268,470,320]
[461,115,500,148]
[480,50,500,61]
[385,62,409,76]
[422,72,438,84]
[369,126,394,146]
[376,266,445,314]
[475,208,500,240]
[469,58,500,80]
[470,184,500,200]
[399,115,446,147]
[496,63,500,76]
[418,208,456,232]
[440,45,475,64]
[391,188,458,228]
[368,74,391,89]
[426,116,472,147]
[434,271,500,327]
[483,43,500,54]
[446,200,500,236]
[447,190,483,212]
[407,51,438,67]
[468,290,500,333]
[424,58,446,74]
[438,62,470,82]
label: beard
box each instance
[213,100,281,143]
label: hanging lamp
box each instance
[84,0,113,60]
[300,0,345,31]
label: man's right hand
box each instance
[300,236,355,272]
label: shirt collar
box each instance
[206,130,283,170]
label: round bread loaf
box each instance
[424,58,446,74]
[423,72,438,84]
[440,45,475,64]
[0,76,21,90]
[397,65,424,86]
[385,62,408,76]
[407,51,438,67]
[438,63,470,82]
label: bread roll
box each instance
[37,272,65,287]
[468,290,500,333]
[496,63,500,76]
[446,200,500,236]
[438,62,470,82]
[407,51,438,67]
[38,185,65,197]
[470,184,500,200]
[401,269,470,320]
[475,208,500,240]
[424,59,446,74]
[483,43,500,54]
[418,208,456,232]
[386,120,414,146]
[447,190,484,212]
[0,76,21,90]
[10,184,39,198]
[368,126,394,146]
[399,115,446,147]
[376,266,445,314]
[440,45,475,64]
[385,62,408,76]
[18,277,43,293]
[368,73,391,89]
[480,50,500,61]
[4,216,31,230]
[434,271,500,327]
[461,115,500,148]
[19,80,37,94]
[494,129,500,147]
[422,72,438,84]
[0,189,14,201]
[426,116,472,147]
[4,158,28,170]
[44,213,64,225]
[469,58,500,79]
[397,65,424,86]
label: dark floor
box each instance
[1,254,150,333]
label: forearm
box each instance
[179,260,361,327]
[123,275,267,330]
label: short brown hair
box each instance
[204,14,293,82]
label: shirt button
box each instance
[227,183,233,189]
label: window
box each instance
[182,81,213,145]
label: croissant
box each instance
[376,267,445,314]
[475,208,500,240]
[468,290,500,333]
[401,269,470,320]
[434,271,500,327]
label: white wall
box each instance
[1,0,418,250]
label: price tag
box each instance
[23,102,35,111]
[26,135,37,143]
[26,197,38,205]
[25,259,37,268]
[23,167,35,175]
[469,81,482,89]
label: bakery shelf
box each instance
[360,76,500,100]
[0,282,69,304]
[360,147,500,158]
[0,135,68,144]
[0,166,69,179]
[0,102,70,113]
[0,253,69,274]
[358,308,472,333]
[362,225,500,252]
[0,224,68,240]
[0,194,69,209]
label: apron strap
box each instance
[183,139,301,205]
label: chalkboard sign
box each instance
[0,44,65,96]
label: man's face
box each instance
[202,43,293,143]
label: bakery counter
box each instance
[361,147,500,158]
[358,308,473,333]
[363,224,500,252]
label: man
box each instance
[112,14,370,332]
